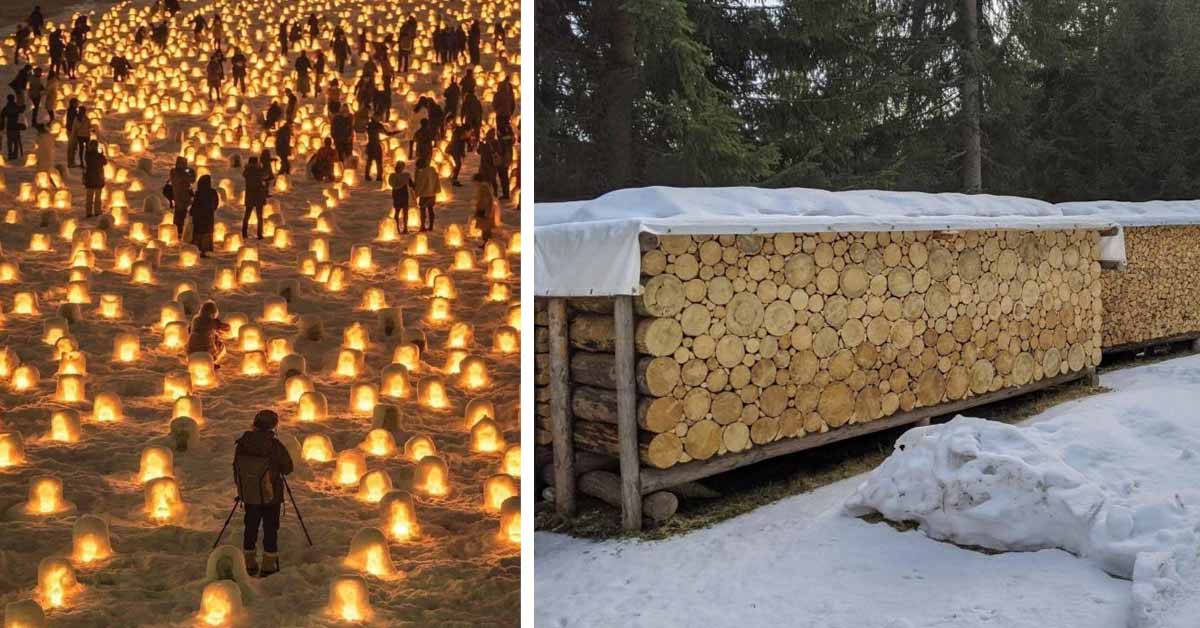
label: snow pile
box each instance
[846,378,1200,628]
[1058,200,1200,227]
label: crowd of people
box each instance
[3,2,519,251]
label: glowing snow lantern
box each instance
[412,456,449,496]
[188,353,217,388]
[163,371,190,400]
[272,228,292,249]
[57,348,86,374]
[417,375,448,408]
[71,515,113,564]
[356,470,393,503]
[237,261,261,284]
[0,433,25,467]
[359,287,387,311]
[335,349,363,379]
[98,294,122,318]
[452,250,475,271]
[261,297,289,323]
[376,218,398,242]
[3,599,45,628]
[173,395,204,423]
[483,474,518,512]
[131,260,155,284]
[285,375,314,403]
[380,492,419,541]
[392,343,420,372]
[427,297,452,324]
[471,418,506,453]
[493,326,519,353]
[162,321,188,349]
[325,266,347,292]
[360,429,396,458]
[11,366,39,391]
[267,338,292,363]
[224,314,249,339]
[332,449,367,486]
[432,275,457,299]
[48,410,81,443]
[379,364,411,399]
[12,291,39,315]
[179,246,200,267]
[241,351,267,376]
[487,258,511,280]
[343,323,369,351]
[465,399,496,429]
[91,391,124,423]
[36,558,77,608]
[444,224,464,248]
[407,233,429,255]
[502,445,521,477]
[398,257,420,283]
[301,434,335,462]
[160,302,185,327]
[144,476,185,523]
[55,375,85,404]
[326,576,373,622]
[27,233,52,252]
[42,319,70,345]
[350,245,373,271]
[309,238,330,262]
[238,324,265,352]
[138,446,174,483]
[0,261,19,282]
[507,304,521,328]
[483,240,504,262]
[297,392,328,422]
[112,332,141,363]
[459,356,490,389]
[499,496,520,544]
[197,581,242,627]
[350,383,379,416]
[447,322,473,349]
[214,267,238,291]
[25,476,74,515]
[344,528,395,577]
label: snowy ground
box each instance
[535,355,1200,628]
[0,0,520,626]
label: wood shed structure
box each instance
[1058,201,1200,353]
[536,187,1119,530]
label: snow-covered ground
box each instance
[0,0,521,626]
[535,355,1200,628]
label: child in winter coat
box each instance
[187,301,230,362]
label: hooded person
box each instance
[170,156,197,236]
[189,175,219,255]
[234,410,294,577]
[242,156,267,239]
[187,300,230,362]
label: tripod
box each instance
[211,476,313,549]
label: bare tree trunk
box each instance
[960,0,982,193]
[595,0,637,190]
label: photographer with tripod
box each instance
[231,410,294,577]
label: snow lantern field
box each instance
[536,354,1200,628]
[0,0,521,625]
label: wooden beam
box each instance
[613,295,642,530]
[547,298,575,517]
[1102,331,1200,357]
[639,367,1093,495]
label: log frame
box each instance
[613,295,643,530]
[548,298,576,517]
[638,367,1095,495]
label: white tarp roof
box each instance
[1057,200,1200,227]
[536,186,1118,296]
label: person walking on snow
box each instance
[234,410,293,578]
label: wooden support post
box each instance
[613,295,642,530]
[548,298,575,517]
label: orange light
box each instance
[326,576,373,622]
[297,392,328,422]
[412,455,449,496]
[360,429,396,457]
[381,492,419,541]
[112,332,141,363]
[302,434,335,462]
[356,470,393,503]
[332,450,367,486]
[138,446,174,483]
[26,476,72,515]
[471,418,506,453]
[0,432,26,467]
[344,528,395,577]
[482,474,518,512]
[144,476,185,523]
[502,445,521,477]
[37,557,78,608]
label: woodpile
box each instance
[536,228,1103,477]
[1100,226,1200,349]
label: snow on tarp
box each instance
[536,186,1118,296]
[1057,200,1200,228]
[845,365,1200,628]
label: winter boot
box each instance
[244,550,259,577]
[260,552,279,577]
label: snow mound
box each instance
[845,416,1199,628]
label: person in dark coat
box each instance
[363,116,400,182]
[284,88,298,123]
[275,122,293,174]
[448,123,468,186]
[29,7,45,37]
[263,100,282,130]
[1,95,26,160]
[82,140,107,217]
[234,410,293,577]
[309,137,336,182]
[388,160,414,232]
[461,88,482,140]
[330,103,353,162]
[443,77,461,122]
[170,157,197,237]
[230,48,248,94]
[242,156,268,239]
[189,175,218,256]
